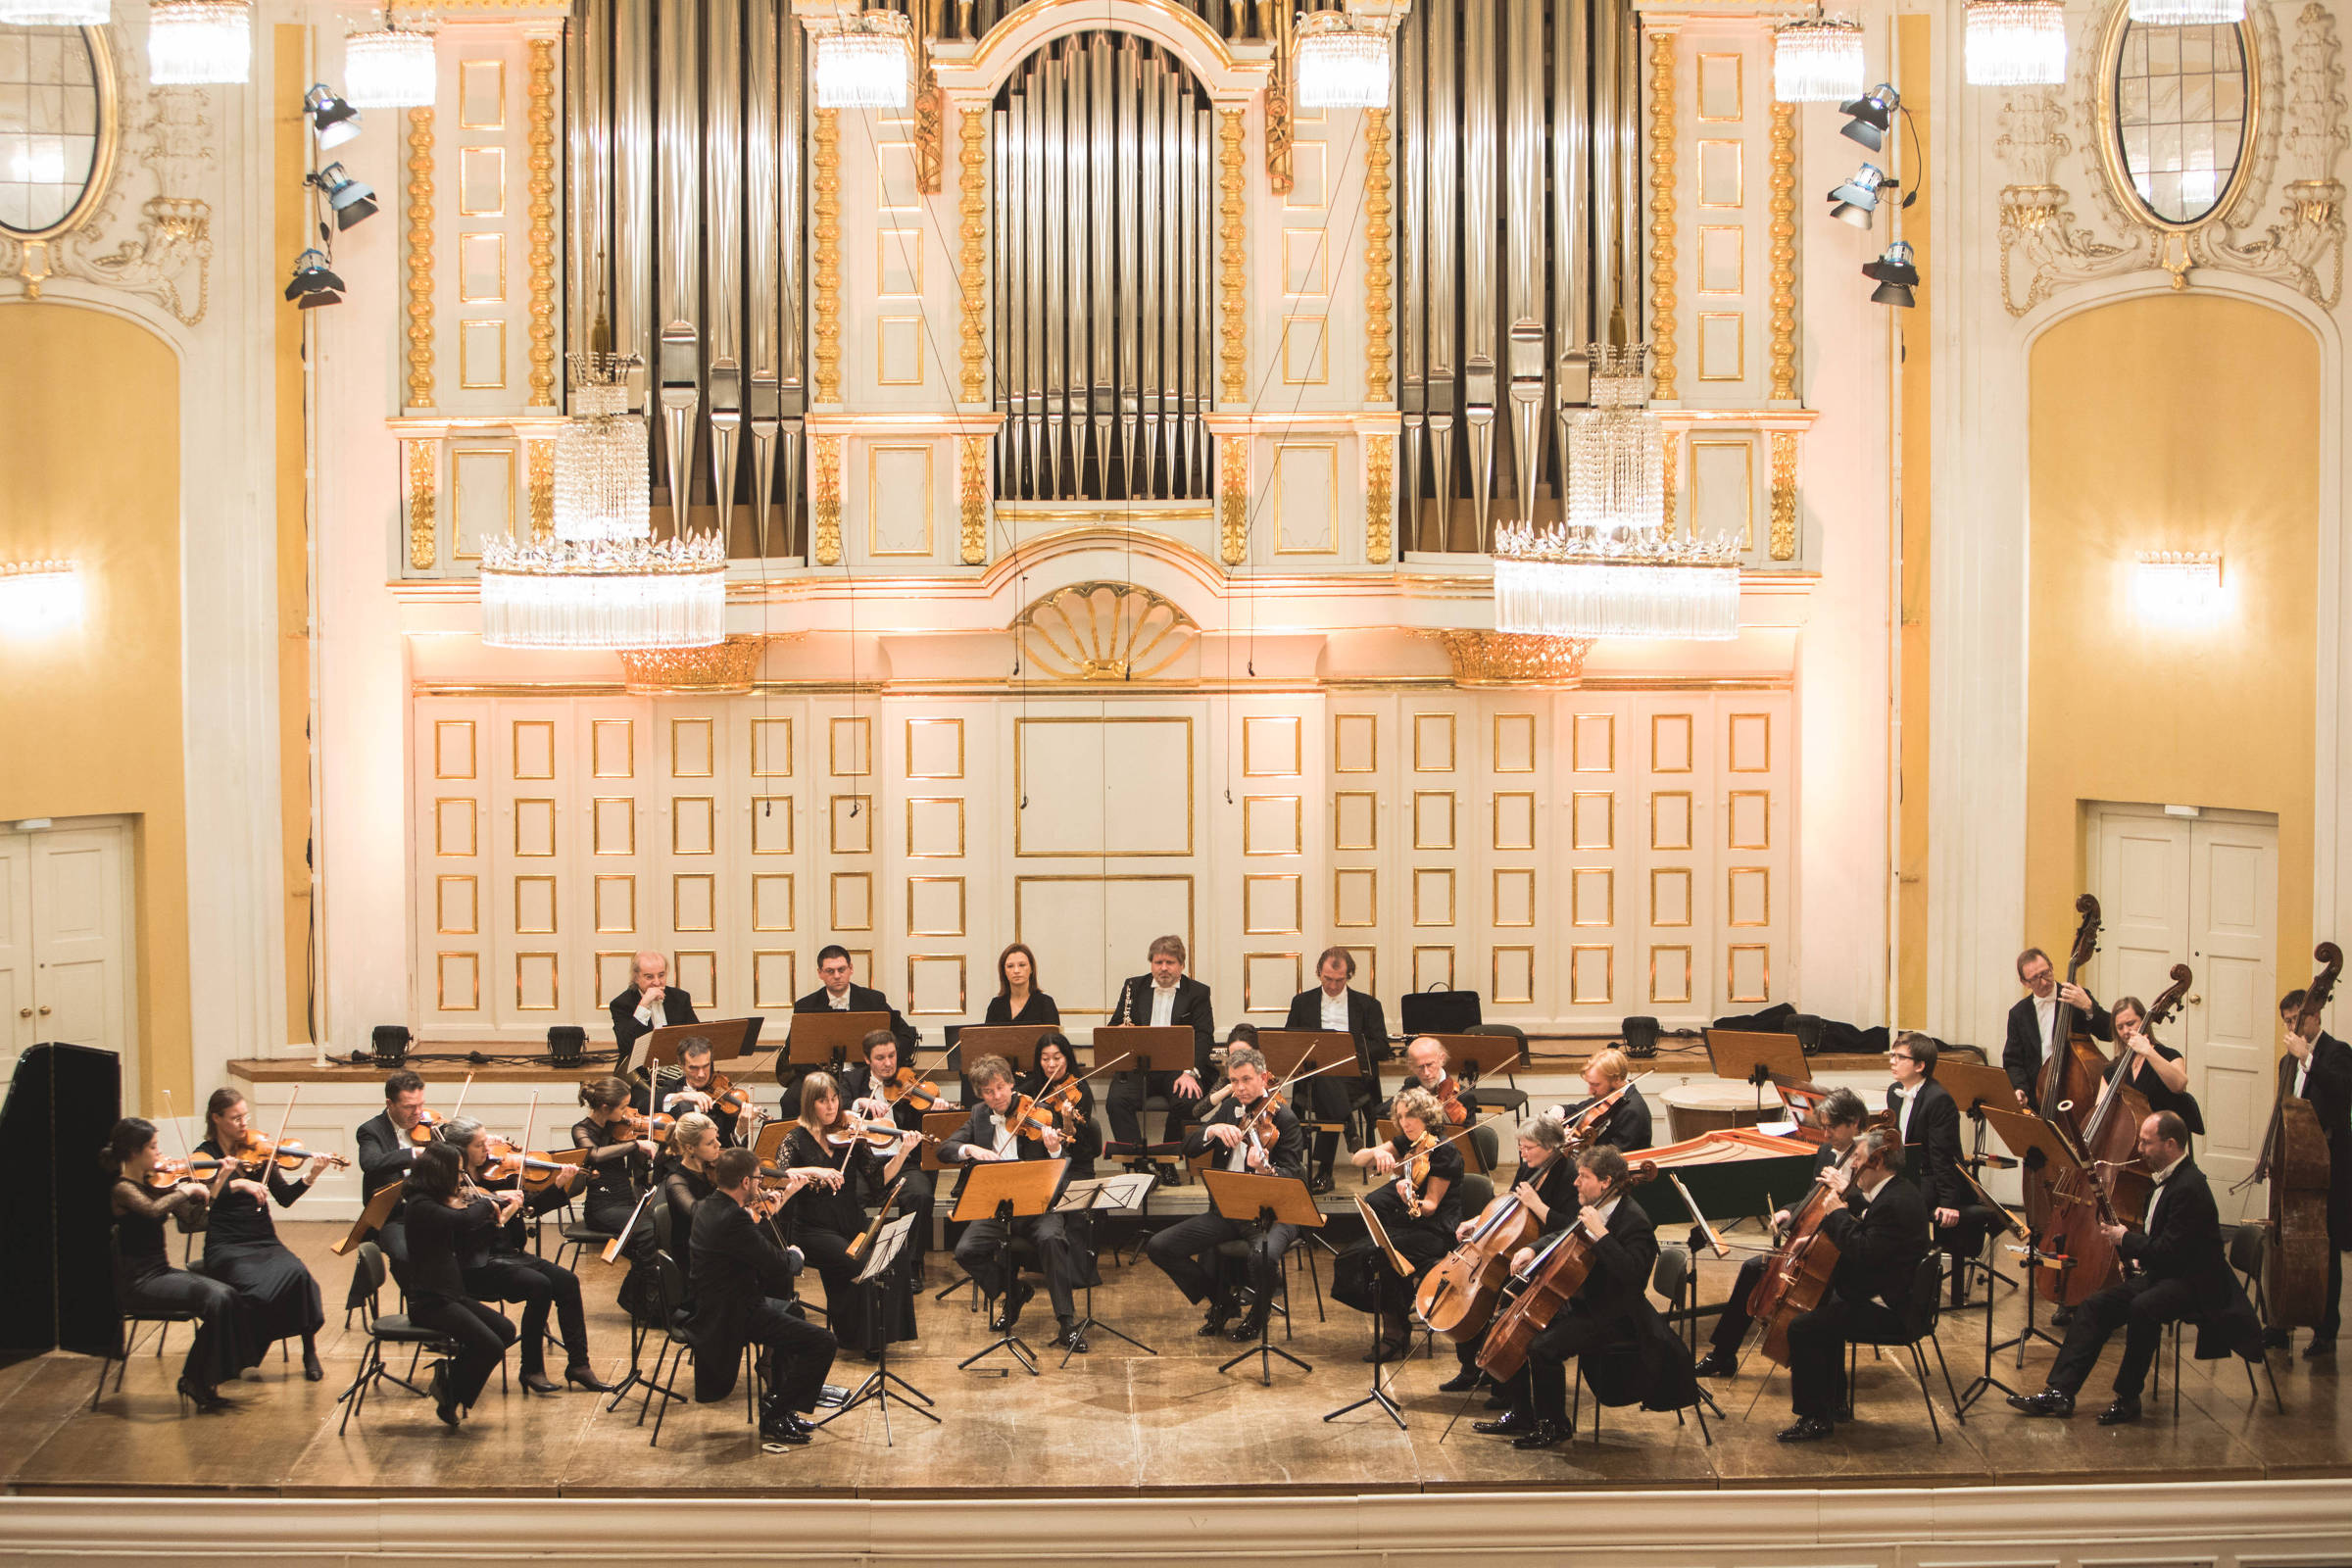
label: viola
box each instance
[705,1070,767,1123]
[825,1111,933,1151]
[1003,1093,1060,1144]
[1564,1072,1651,1152]
[406,1107,447,1146]
[611,1105,676,1143]
[143,1155,231,1190]
[481,1137,578,1191]
[1476,1159,1659,1383]
[2252,942,2341,1328]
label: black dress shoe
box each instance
[2304,1338,2335,1361]
[2006,1389,2075,1418]
[1308,1171,1335,1196]
[1437,1367,1485,1394]
[760,1420,812,1446]
[2096,1396,2142,1425]
[519,1370,561,1395]
[1054,1320,1090,1354]
[1473,1408,1534,1436]
[429,1363,461,1430]
[1777,1415,1836,1443]
[1511,1420,1568,1449]
[997,1280,1035,1332]
[1693,1351,1738,1380]
[565,1365,617,1394]
[2263,1326,2292,1349]
[302,1347,325,1383]
[2051,1306,2076,1327]
[1228,1311,1269,1344]
[1199,1301,1236,1338]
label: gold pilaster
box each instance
[1219,108,1249,406]
[526,437,555,542]
[957,105,989,406]
[1365,431,1395,564]
[1647,28,1678,402]
[915,68,945,195]
[1218,432,1248,565]
[957,434,987,564]
[1768,99,1797,403]
[405,439,437,569]
[406,108,435,411]
[1365,106,1394,403]
[813,108,843,405]
[1769,428,1796,560]
[1265,53,1293,194]
[1662,428,1681,536]
[525,38,558,409]
[812,433,844,564]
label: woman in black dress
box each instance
[1016,1032,1101,1180]
[401,1141,521,1428]
[195,1089,330,1381]
[103,1117,259,1410]
[784,1072,921,1353]
[984,942,1059,1026]
[573,1075,661,1310]
[1341,1086,1463,1359]
[659,1111,723,1253]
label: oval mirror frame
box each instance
[0,24,120,245]
[2093,3,2262,235]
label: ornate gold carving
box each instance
[1365,431,1395,564]
[1365,106,1394,403]
[1219,108,1249,406]
[525,438,555,542]
[618,635,780,695]
[1012,581,1199,681]
[915,68,945,195]
[525,39,558,409]
[407,108,436,411]
[1767,99,1797,402]
[1648,29,1679,402]
[406,439,437,569]
[1265,52,1293,195]
[957,105,989,405]
[1218,432,1249,565]
[1768,429,1796,561]
[1662,428,1681,537]
[811,433,844,564]
[956,433,987,564]
[1425,630,1592,688]
[813,108,843,404]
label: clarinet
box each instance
[1113,975,1133,1027]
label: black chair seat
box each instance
[368,1314,449,1343]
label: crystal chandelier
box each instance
[808,8,911,110]
[1773,15,1866,104]
[147,0,250,83]
[0,0,110,23]
[1965,0,2067,86]
[1492,346,1740,642]
[479,355,727,651]
[343,9,436,109]
[1296,10,1392,110]
[2128,0,2244,23]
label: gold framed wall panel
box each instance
[1333,790,1378,852]
[1492,712,1537,772]
[1242,795,1303,857]
[906,955,967,1016]
[1494,867,1536,928]
[671,796,716,855]
[591,718,635,778]
[1728,789,1771,851]
[866,444,935,555]
[1412,711,1455,772]
[751,798,796,856]
[514,873,558,934]
[1650,945,1692,1005]
[1333,866,1377,928]
[435,799,478,857]
[1569,944,1614,1006]
[906,875,966,937]
[514,951,559,1011]
[1570,792,1613,851]
[514,798,558,858]
[1012,715,1195,858]
[436,874,478,935]
[1728,865,1770,927]
[830,714,872,776]
[1650,866,1693,927]
[1728,711,1772,771]
[753,950,799,1009]
[1242,714,1303,776]
[906,797,967,858]
[1243,873,1303,936]
[1649,712,1694,773]
[1332,712,1378,772]
[1008,873,1198,1015]
[1649,792,1693,853]
[1242,952,1303,1013]
[1491,946,1536,1007]
[671,716,715,777]
[753,873,796,932]
[671,872,716,933]
[829,795,874,855]
[1411,946,1454,992]
[1571,712,1614,772]
[750,715,795,776]
[510,718,555,778]
[589,798,632,856]
[1493,791,1536,852]
[437,952,480,1011]
[830,870,874,931]
[905,717,964,779]
[595,874,636,934]
[1412,790,1456,851]
[435,719,476,779]
[1411,867,1454,927]
[1570,866,1612,928]
[1727,943,1771,1004]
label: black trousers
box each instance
[1708,1254,1772,1357]
[1147,1211,1298,1310]
[798,1224,916,1348]
[1295,1077,1355,1173]
[2323,1247,2344,1342]
[121,1265,255,1391]
[1939,1208,1996,1279]
[2047,1273,2200,1399]
[466,1253,589,1376]
[1107,1071,1202,1146]
[744,1297,838,1414]
[1787,1291,1902,1418]
[408,1293,518,1407]
[956,1210,1089,1322]
[1495,1311,1628,1426]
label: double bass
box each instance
[2032,895,2110,1147]
[2062,963,2193,1232]
[2252,942,2340,1328]
[1475,1160,1658,1383]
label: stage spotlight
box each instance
[1864,239,1920,307]
[1838,84,1900,151]
[1621,1015,1661,1060]
[309,162,377,229]
[284,248,346,308]
[304,83,363,148]
[1828,164,1895,228]
[369,1024,412,1066]
[548,1025,588,1069]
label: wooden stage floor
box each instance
[4,1211,2346,1497]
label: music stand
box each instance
[1091,1025,1199,1079]
[956,1024,1059,1073]
[1259,1030,1364,1165]
[1938,1058,2026,1296]
[786,1011,896,1073]
[951,1155,1068,1377]
[1324,1194,1410,1430]
[1705,1029,1811,1117]
[1957,1106,2081,1412]
[1200,1167,1324,1385]
[1051,1171,1161,1363]
[640,1015,762,1073]
[816,1212,936,1442]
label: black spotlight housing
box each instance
[284,248,345,308]
[548,1025,588,1069]
[310,162,377,229]
[370,1024,412,1066]
[1788,1013,1828,1056]
[1621,1015,1661,1060]
[1864,239,1920,307]
[1838,84,1899,151]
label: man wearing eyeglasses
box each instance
[2003,947,2113,1107]
[1888,1032,1991,1306]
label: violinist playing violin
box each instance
[1145,1046,1305,1344]
[1774,1125,1929,1443]
[1551,1048,1652,1155]
[445,1117,613,1394]
[400,1141,521,1430]
[573,1075,663,1315]
[943,1051,1095,1352]
[689,1147,838,1448]
[1400,1036,1495,1171]
[1439,1111,1581,1394]
[354,1069,432,1262]
[783,1072,922,1356]
[838,1029,939,1279]
[663,1035,762,1149]
[1695,1088,1869,1380]
[1338,1086,1463,1362]
[196,1088,332,1382]
[102,1116,261,1410]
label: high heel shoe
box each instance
[302,1347,324,1383]
[519,1370,561,1396]
[177,1375,228,1412]
[564,1365,617,1394]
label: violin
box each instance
[1564,1071,1650,1151]
[1003,1094,1061,1144]
[825,1111,932,1151]
[480,1136,578,1191]
[706,1070,768,1124]
[143,1155,232,1190]
[1431,1073,1471,1127]
[406,1107,447,1146]
[228,1133,351,1173]
[1404,1130,1438,1195]
[610,1105,676,1143]
[881,1062,947,1113]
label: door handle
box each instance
[37,1004,51,1015]
[15,1007,26,1018]
[2187,994,2202,1006]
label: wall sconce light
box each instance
[0,560,83,634]
[2134,551,2224,620]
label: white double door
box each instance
[2088,804,2278,1187]
[0,819,136,1090]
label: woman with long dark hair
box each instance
[102,1117,259,1410]
[194,1089,330,1381]
[401,1140,521,1428]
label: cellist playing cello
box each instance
[1774,1125,1929,1443]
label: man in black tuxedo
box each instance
[1777,1127,1933,1441]
[2002,945,2114,1104]
[2277,989,2352,1355]
[1283,947,1389,1192]
[610,950,698,1059]
[2012,1110,2262,1422]
[1144,1047,1302,1342]
[1887,1033,1993,1305]
[781,945,918,1102]
[1551,1048,1652,1153]
[1104,934,1215,1147]
[688,1148,839,1447]
[1697,1087,1870,1377]
[354,1068,430,1264]
[941,1054,1095,1352]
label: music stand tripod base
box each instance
[1200,1168,1324,1386]
[1326,1192,1410,1429]
[816,1212,937,1444]
[1053,1172,1162,1366]
[949,1154,1069,1379]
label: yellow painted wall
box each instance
[1895,12,1932,1023]
[2026,294,2316,981]
[0,306,189,1109]
[276,24,314,1045]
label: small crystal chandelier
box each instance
[2128,0,2244,23]
[808,8,912,110]
[1965,0,2067,86]
[1492,346,1740,642]
[0,0,110,23]
[479,355,726,651]
[343,7,436,109]
[1773,14,1866,104]
[1296,9,1392,110]
[147,0,250,83]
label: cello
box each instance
[1414,1153,1553,1340]
[1475,1160,1658,1384]
[1747,1137,1875,1365]
[2251,942,2340,1329]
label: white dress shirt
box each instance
[1583,1195,1621,1239]
[827,987,851,1010]
[1320,989,1349,1032]
[2035,994,2058,1056]
[2295,1055,2312,1098]
[1893,1082,1919,1141]
[1150,981,1179,1027]
[2143,1151,2187,1232]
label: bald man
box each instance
[610,950,699,1060]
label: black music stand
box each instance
[1095,1024,1201,1257]
[956,1024,1059,1073]
[1939,1058,2026,1299]
[1201,1168,1323,1385]
[952,1154,1067,1377]
[1324,1194,1409,1430]
[785,1011,896,1076]
[1705,1029,1811,1119]
[640,1014,762,1072]
[816,1211,935,1442]
[1051,1171,1160,1363]
[1957,1107,2079,1413]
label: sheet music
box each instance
[1054,1170,1155,1212]
[854,1213,915,1285]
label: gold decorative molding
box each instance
[1218,432,1249,565]
[1648,28,1679,402]
[1424,630,1592,688]
[811,433,844,564]
[1264,51,1293,195]
[619,635,784,695]
[1012,581,1198,681]
[1364,106,1394,403]
[1365,431,1395,564]
[524,38,558,409]
[1768,428,1796,561]
[1662,428,1681,537]
[405,439,437,569]
[813,108,843,404]
[956,433,987,564]
[1218,107,1249,406]
[957,105,989,405]
[1767,98,1797,402]
[915,68,945,195]
[525,438,555,542]
[406,108,436,411]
